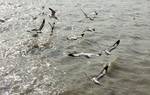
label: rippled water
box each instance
[0,0,150,95]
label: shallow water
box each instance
[0,0,150,95]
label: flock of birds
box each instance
[27,7,120,85]
[68,39,120,85]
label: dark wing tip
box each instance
[68,53,74,57]
[49,8,53,11]
[42,19,45,25]
[116,40,120,45]
[49,8,55,13]
[39,19,45,31]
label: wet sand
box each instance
[0,0,150,95]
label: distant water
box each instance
[0,0,150,95]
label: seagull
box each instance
[80,8,94,21]
[67,40,120,58]
[104,40,120,55]
[27,19,45,37]
[67,33,85,40]
[29,19,45,33]
[68,51,99,58]
[83,27,95,32]
[48,22,56,35]
[49,8,58,20]
[91,63,109,85]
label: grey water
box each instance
[0,0,150,95]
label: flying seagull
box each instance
[49,8,58,20]
[67,40,120,57]
[27,19,45,37]
[67,33,85,40]
[83,27,95,32]
[48,22,56,36]
[30,19,45,33]
[80,8,94,21]
[104,40,120,55]
[68,51,99,58]
[91,63,109,85]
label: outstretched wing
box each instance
[108,40,120,52]
[80,8,88,18]
[39,19,45,31]
[49,8,56,16]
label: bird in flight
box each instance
[49,8,58,20]
[104,40,120,55]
